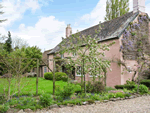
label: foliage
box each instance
[115,92,125,98]
[108,93,115,98]
[55,72,68,82]
[61,99,82,105]
[3,31,12,53]
[126,80,136,85]
[115,84,136,90]
[0,94,6,104]
[39,93,53,107]
[119,14,149,93]
[90,94,101,100]
[74,84,81,94]
[86,81,105,93]
[105,87,116,92]
[105,0,129,21]
[55,83,75,101]
[141,70,150,79]
[0,103,9,113]
[8,96,43,110]
[140,79,150,89]
[44,72,68,82]
[134,84,149,94]
[44,72,53,80]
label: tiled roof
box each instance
[48,11,139,55]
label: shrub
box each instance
[74,84,81,94]
[55,83,75,101]
[39,93,53,107]
[0,94,6,104]
[134,84,149,94]
[44,72,53,80]
[86,81,105,93]
[115,84,135,90]
[126,80,136,85]
[55,72,68,82]
[108,93,115,99]
[90,94,100,100]
[140,79,150,89]
[115,92,125,98]
[44,72,68,82]
[0,103,9,113]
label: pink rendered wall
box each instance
[68,39,122,87]
[48,54,54,72]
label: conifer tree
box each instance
[4,31,12,53]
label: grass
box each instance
[0,77,68,96]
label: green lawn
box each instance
[0,77,68,96]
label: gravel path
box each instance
[35,95,150,113]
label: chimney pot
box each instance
[133,0,145,13]
[66,24,72,37]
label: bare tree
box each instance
[12,37,29,49]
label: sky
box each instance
[0,0,150,52]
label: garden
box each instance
[0,71,150,113]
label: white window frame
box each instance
[89,75,98,77]
[76,66,82,76]
[44,66,47,73]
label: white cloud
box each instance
[12,16,66,52]
[0,0,54,27]
[77,0,150,27]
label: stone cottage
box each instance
[43,0,150,87]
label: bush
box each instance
[0,95,6,104]
[44,72,68,82]
[140,79,150,89]
[126,80,136,85]
[115,92,125,98]
[55,83,75,102]
[115,84,135,90]
[0,103,9,113]
[55,72,68,82]
[39,93,53,107]
[44,72,53,80]
[134,84,149,94]
[74,84,81,94]
[86,81,105,93]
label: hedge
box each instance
[115,84,135,90]
[140,79,150,89]
[44,72,68,82]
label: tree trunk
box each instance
[36,59,39,96]
[53,60,55,95]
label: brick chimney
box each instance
[66,24,72,38]
[133,0,145,13]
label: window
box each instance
[44,67,47,73]
[90,75,98,77]
[76,66,81,76]
[127,66,132,73]
[61,54,64,59]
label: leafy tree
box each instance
[16,46,42,73]
[105,0,129,21]
[4,31,12,53]
[59,23,115,93]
